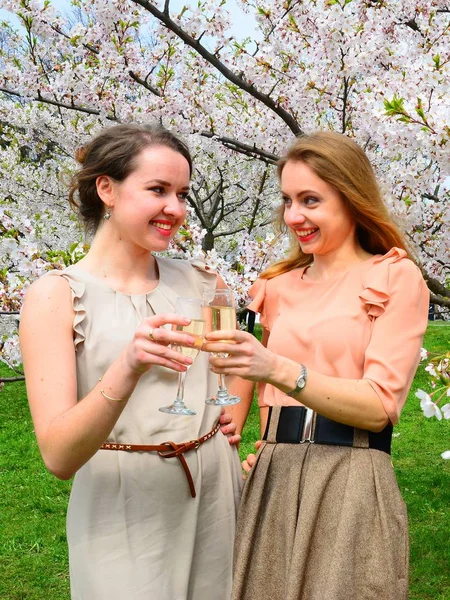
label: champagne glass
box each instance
[205,289,241,406]
[159,297,205,416]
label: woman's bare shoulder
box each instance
[22,272,74,317]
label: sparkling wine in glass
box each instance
[159,297,205,416]
[205,289,241,407]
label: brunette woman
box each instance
[20,124,242,600]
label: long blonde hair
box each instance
[262,131,409,280]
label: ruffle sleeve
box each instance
[359,247,406,317]
[360,249,430,423]
[247,278,269,329]
[47,270,86,350]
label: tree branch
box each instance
[43,20,100,54]
[248,166,269,233]
[341,77,349,134]
[131,0,303,135]
[210,191,224,227]
[263,0,303,42]
[420,267,450,301]
[422,192,440,202]
[1,87,279,163]
[429,293,450,308]
[201,132,280,164]
[43,21,161,97]
[187,191,208,228]
[128,71,161,96]
[404,19,420,33]
[214,226,247,238]
[0,86,117,119]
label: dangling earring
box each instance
[104,208,111,221]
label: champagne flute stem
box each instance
[217,373,229,399]
[174,370,187,406]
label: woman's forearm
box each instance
[268,355,390,432]
[37,353,141,480]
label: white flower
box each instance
[441,451,450,460]
[441,404,450,420]
[425,364,438,378]
[420,348,428,361]
[415,389,430,402]
[416,390,442,420]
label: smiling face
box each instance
[97,145,190,252]
[281,160,357,258]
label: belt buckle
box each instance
[189,439,201,450]
[300,408,315,443]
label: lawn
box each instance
[0,322,449,599]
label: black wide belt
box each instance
[263,406,392,455]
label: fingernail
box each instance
[187,336,196,345]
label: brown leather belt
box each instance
[100,421,221,498]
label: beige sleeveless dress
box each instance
[50,256,242,600]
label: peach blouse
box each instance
[248,248,430,424]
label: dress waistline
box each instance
[263,406,392,454]
[99,421,221,498]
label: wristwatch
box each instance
[286,364,307,397]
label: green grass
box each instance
[0,371,71,599]
[0,323,449,599]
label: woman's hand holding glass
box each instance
[203,328,276,384]
[159,297,205,415]
[123,312,198,375]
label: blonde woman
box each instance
[205,132,429,600]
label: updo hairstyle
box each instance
[69,123,192,233]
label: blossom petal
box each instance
[441,404,450,420]
[415,389,430,402]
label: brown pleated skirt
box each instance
[232,407,409,600]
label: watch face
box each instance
[287,366,307,396]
